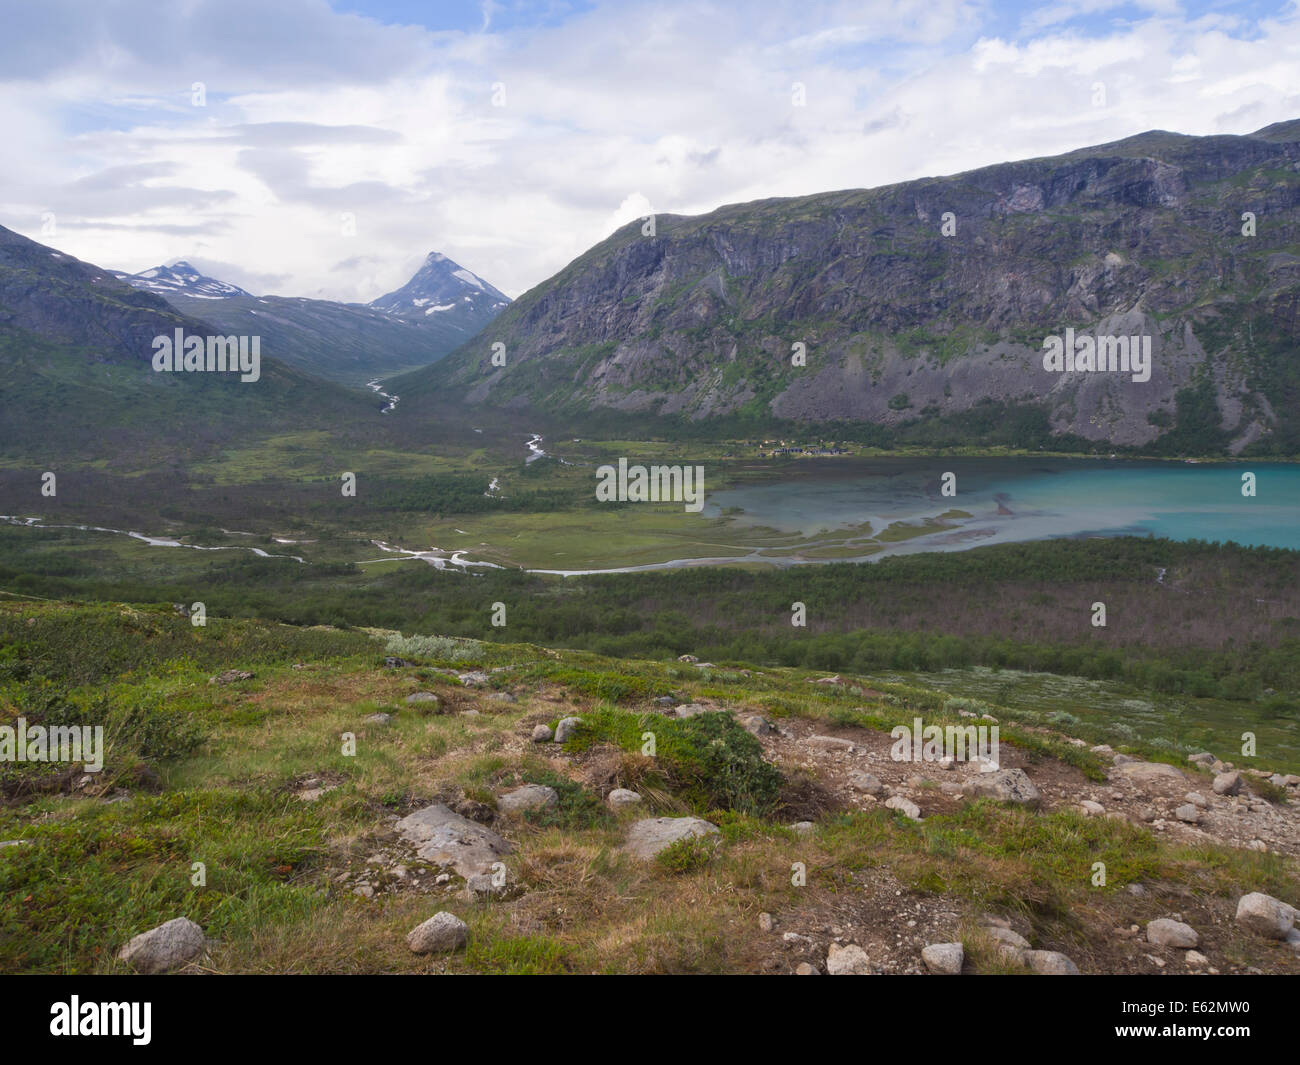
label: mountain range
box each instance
[110,253,510,385]
[5,120,1300,460]
[401,119,1300,455]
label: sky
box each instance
[1,0,1298,302]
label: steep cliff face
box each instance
[409,121,1300,453]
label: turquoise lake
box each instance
[703,458,1300,558]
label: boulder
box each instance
[1212,771,1243,796]
[395,803,512,878]
[117,917,206,974]
[406,691,440,706]
[884,795,922,821]
[607,788,642,809]
[825,943,872,975]
[921,942,964,975]
[1235,892,1296,940]
[961,768,1040,806]
[530,724,553,742]
[1024,950,1080,975]
[1113,761,1185,784]
[622,816,720,860]
[848,770,884,795]
[553,716,583,743]
[496,784,558,814]
[406,912,468,954]
[1146,918,1199,949]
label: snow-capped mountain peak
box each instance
[115,260,249,300]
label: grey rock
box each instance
[848,770,884,795]
[553,716,583,743]
[622,816,720,860]
[1114,761,1185,784]
[607,788,642,809]
[743,714,775,737]
[406,912,468,954]
[884,795,922,821]
[1079,800,1105,816]
[1024,949,1080,975]
[117,917,206,974]
[530,724,554,742]
[794,962,820,975]
[497,784,558,814]
[673,703,713,718]
[1213,771,1243,796]
[363,712,392,725]
[406,691,440,705]
[1174,803,1202,823]
[961,768,1040,806]
[395,803,512,878]
[458,671,491,687]
[921,942,964,974]
[826,943,872,975]
[1147,918,1199,948]
[1235,892,1296,939]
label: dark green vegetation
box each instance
[3,525,1297,707]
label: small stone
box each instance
[607,788,642,809]
[743,714,775,737]
[921,942,964,974]
[758,912,774,933]
[848,770,884,795]
[530,724,554,742]
[553,716,583,743]
[406,692,440,706]
[363,712,392,725]
[826,943,872,975]
[117,917,206,974]
[1186,951,1208,965]
[1174,804,1202,823]
[789,820,816,835]
[884,795,922,821]
[1079,800,1105,816]
[1184,792,1208,808]
[1146,918,1199,949]
[794,962,819,975]
[674,703,712,718]
[209,669,253,686]
[1024,950,1080,975]
[406,912,468,954]
[497,784,558,814]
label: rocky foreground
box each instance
[2,605,1298,975]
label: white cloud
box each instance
[0,0,1298,302]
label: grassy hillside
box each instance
[1,601,1296,975]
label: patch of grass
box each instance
[563,706,783,816]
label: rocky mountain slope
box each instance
[409,120,1300,454]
